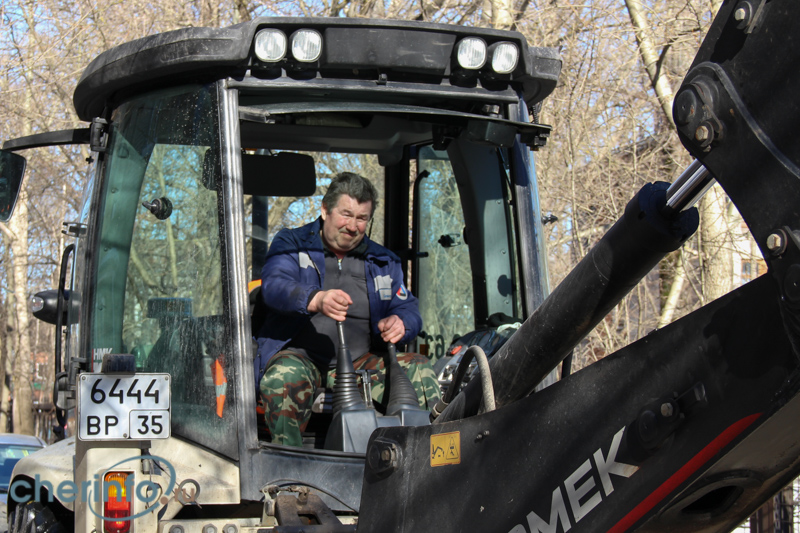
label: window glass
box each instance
[416,147,474,362]
[0,445,42,490]
[91,85,237,458]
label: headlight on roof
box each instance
[254,29,287,62]
[291,29,323,62]
[456,37,487,70]
[490,42,519,74]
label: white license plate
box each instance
[78,374,170,440]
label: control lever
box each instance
[331,321,367,413]
[325,321,380,452]
[385,342,423,416]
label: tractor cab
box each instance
[1,18,560,531]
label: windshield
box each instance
[90,84,238,458]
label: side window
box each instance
[124,144,222,362]
[415,146,475,362]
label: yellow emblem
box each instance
[430,431,461,467]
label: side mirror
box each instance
[0,150,26,222]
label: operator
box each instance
[254,172,441,447]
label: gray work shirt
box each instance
[285,239,371,368]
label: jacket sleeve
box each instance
[260,229,319,315]
[385,259,422,345]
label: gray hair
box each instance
[322,172,379,216]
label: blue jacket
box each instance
[254,218,421,387]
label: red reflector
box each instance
[104,472,131,533]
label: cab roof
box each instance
[73,17,561,121]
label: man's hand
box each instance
[378,315,405,344]
[308,289,352,321]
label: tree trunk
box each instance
[699,184,733,303]
[0,380,10,432]
[8,189,34,435]
[623,0,676,127]
[623,0,735,321]
[0,251,9,432]
[233,0,250,23]
[658,251,686,328]
[491,0,513,30]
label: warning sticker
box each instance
[430,431,461,467]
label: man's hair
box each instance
[322,172,379,216]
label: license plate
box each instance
[78,374,170,440]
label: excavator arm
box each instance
[357,2,800,532]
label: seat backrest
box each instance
[249,282,270,336]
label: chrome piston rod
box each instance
[662,159,715,218]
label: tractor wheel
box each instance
[9,501,68,533]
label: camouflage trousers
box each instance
[259,349,441,447]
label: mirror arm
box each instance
[3,128,90,151]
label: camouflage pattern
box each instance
[259,351,322,447]
[260,349,441,447]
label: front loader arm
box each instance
[357,2,800,532]
[360,274,797,532]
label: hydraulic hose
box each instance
[430,345,495,421]
[474,346,496,412]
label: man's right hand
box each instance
[308,289,353,321]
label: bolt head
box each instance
[694,125,710,142]
[767,232,785,254]
[660,402,674,417]
[380,448,392,462]
[734,3,753,29]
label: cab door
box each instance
[412,146,477,364]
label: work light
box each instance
[291,29,323,62]
[254,29,287,62]
[456,37,487,70]
[491,42,519,74]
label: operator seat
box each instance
[249,280,336,448]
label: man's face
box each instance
[321,194,372,256]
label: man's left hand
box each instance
[378,315,405,344]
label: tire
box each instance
[8,502,67,533]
